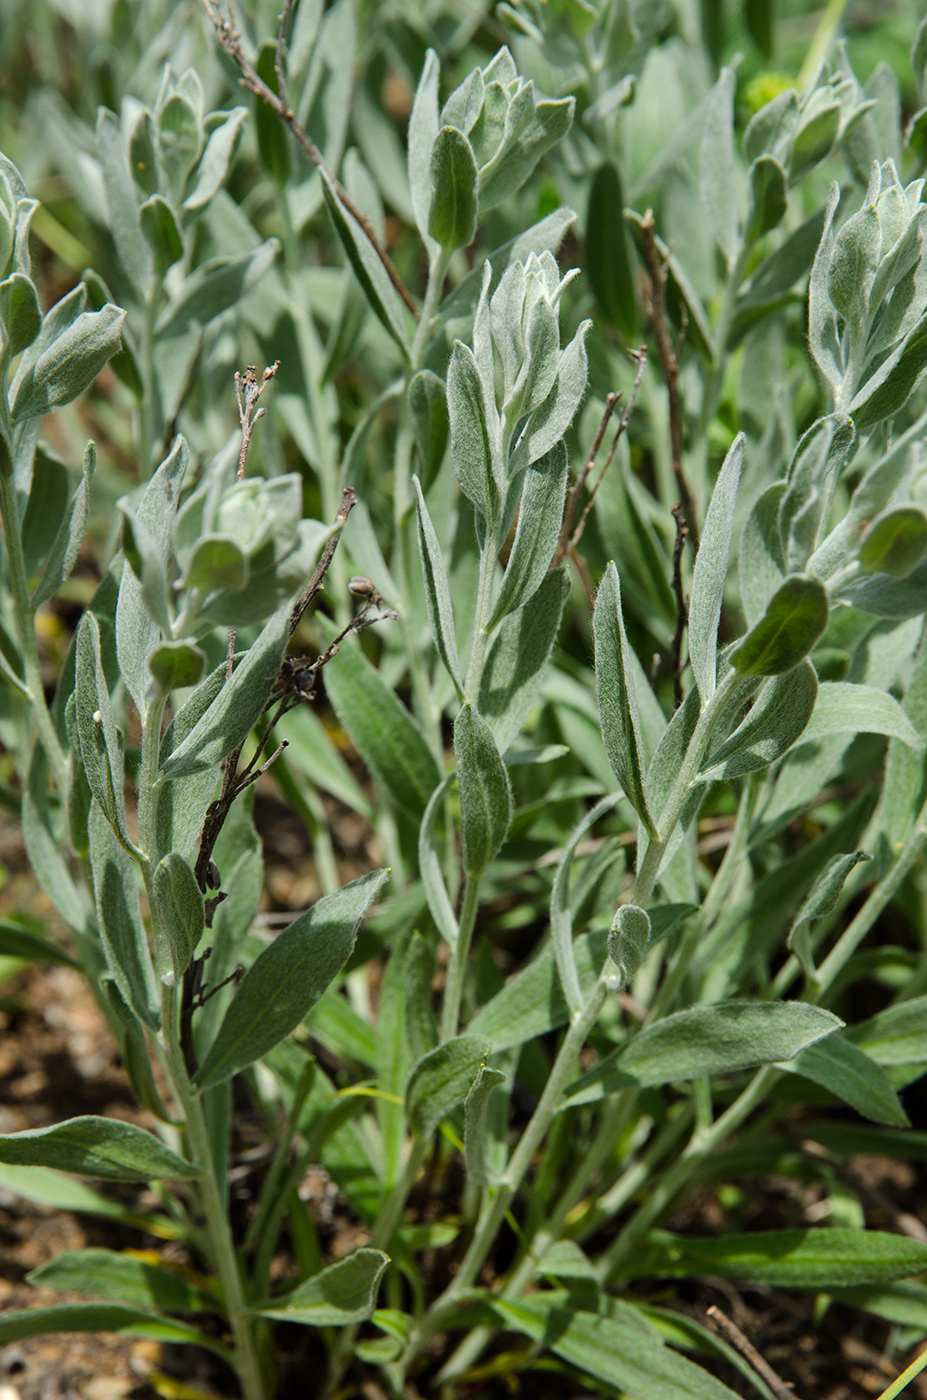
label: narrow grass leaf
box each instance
[645,1229,927,1287]
[0,1304,227,1357]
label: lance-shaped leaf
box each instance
[118,499,172,638]
[28,1248,219,1313]
[644,1229,927,1288]
[194,869,388,1089]
[33,441,95,609]
[11,303,125,423]
[564,1001,842,1104]
[784,1035,908,1127]
[699,660,818,783]
[0,272,41,358]
[418,774,459,949]
[858,505,927,578]
[406,1034,490,1137]
[157,597,291,782]
[448,338,500,527]
[89,803,159,1028]
[413,475,462,692]
[253,1248,389,1326]
[787,849,872,978]
[408,369,449,488]
[454,704,513,873]
[324,635,440,816]
[551,795,622,1016]
[586,162,637,337]
[479,566,569,754]
[689,434,744,702]
[0,1118,197,1182]
[802,683,924,748]
[487,442,568,629]
[464,1064,507,1185]
[731,574,829,676]
[429,125,478,253]
[847,994,927,1066]
[699,67,739,263]
[745,154,787,245]
[593,562,656,836]
[184,106,247,210]
[408,49,440,245]
[320,168,410,357]
[0,1303,227,1356]
[0,919,76,967]
[75,613,129,846]
[152,852,203,985]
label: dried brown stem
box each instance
[235,361,279,481]
[568,348,648,559]
[640,210,700,553]
[706,1305,799,1400]
[200,0,419,322]
[554,391,619,567]
[669,502,689,709]
[289,486,357,637]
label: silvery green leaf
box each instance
[744,86,799,164]
[593,563,657,836]
[22,447,69,576]
[0,1116,196,1182]
[441,65,485,134]
[479,567,570,753]
[157,598,290,782]
[153,241,279,338]
[158,90,201,203]
[32,442,94,609]
[745,155,788,245]
[607,904,650,987]
[786,849,872,978]
[850,319,927,429]
[324,633,440,816]
[802,682,924,748]
[586,162,637,337]
[699,67,739,263]
[784,1036,908,1128]
[689,434,744,703]
[408,50,440,245]
[408,370,448,488]
[489,1294,743,1400]
[828,200,882,326]
[183,106,247,211]
[139,195,183,276]
[808,183,843,391]
[254,1249,388,1326]
[129,109,158,196]
[858,506,927,578]
[0,272,40,358]
[22,749,90,935]
[0,1304,225,1355]
[118,500,172,637]
[320,168,409,357]
[731,575,829,676]
[96,107,150,291]
[464,1064,506,1185]
[477,92,574,214]
[413,475,462,692]
[152,852,203,985]
[487,443,567,630]
[437,208,576,330]
[89,803,158,1028]
[182,535,248,593]
[75,613,128,846]
[148,640,205,697]
[503,294,560,430]
[404,932,438,1067]
[428,126,478,254]
[195,870,387,1090]
[778,414,856,574]
[116,436,188,718]
[839,558,927,619]
[848,993,927,1066]
[454,704,513,874]
[28,1247,218,1313]
[642,1229,927,1289]
[154,659,228,862]
[406,1034,490,1138]
[734,205,828,324]
[11,303,125,424]
[739,482,786,627]
[448,338,500,526]
[418,774,459,950]
[510,320,591,473]
[699,661,818,782]
[564,1002,842,1104]
[551,795,621,1015]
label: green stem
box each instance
[440,870,482,1042]
[137,692,167,870]
[798,0,852,89]
[403,980,609,1372]
[0,465,69,798]
[160,983,267,1400]
[463,534,497,702]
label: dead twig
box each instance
[706,1305,800,1400]
[200,0,419,322]
[669,502,688,709]
[289,486,357,637]
[226,362,281,677]
[640,210,699,552]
